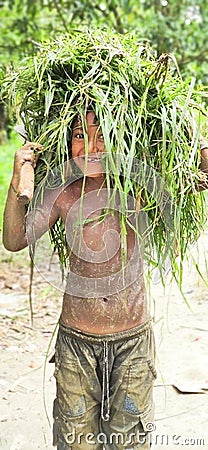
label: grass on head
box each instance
[2,28,207,288]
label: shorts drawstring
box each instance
[101,340,110,421]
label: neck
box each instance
[85,175,107,188]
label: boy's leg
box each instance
[52,329,103,450]
[101,323,156,450]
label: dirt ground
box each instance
[0,231,208,450]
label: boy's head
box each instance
[71,111,106,178]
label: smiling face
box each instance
[71,111,106,178]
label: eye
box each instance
[74,133,84,139]
[97,133,104,141]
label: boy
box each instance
[3,110,208,450]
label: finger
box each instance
[19,145,42,162]
[25,141,43,152]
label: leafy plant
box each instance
[2,28,207,286]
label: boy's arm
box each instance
[3,143,59,252]
[3,183,28,251]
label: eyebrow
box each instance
[72,123,100,131]
[72,124,83,131]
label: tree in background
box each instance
[1,0,208,81]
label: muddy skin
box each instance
[57,177,148,334]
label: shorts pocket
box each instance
[110,403,154,448]
[54,342,87,418]
[53,398,74,449]
[123,358,157,415]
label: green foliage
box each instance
[1,0,208,88]
[2,29,207,285]
[1,2,207,291]
[138,1,208,85]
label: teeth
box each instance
[81,157,100,162]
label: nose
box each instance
[88,136,98,154]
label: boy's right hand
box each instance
[13,141,43,176]
[12,141,43,203]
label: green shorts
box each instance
[53,320,156,450]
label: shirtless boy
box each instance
[3,111,208,450]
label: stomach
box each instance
[61,274,147,334]
[61,215,147,333]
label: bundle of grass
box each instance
[2,28,207,288]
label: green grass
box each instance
[0,132,22,232]
[2,29,208,287]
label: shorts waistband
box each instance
[59,318,152,344]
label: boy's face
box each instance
[72,111,106,178]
